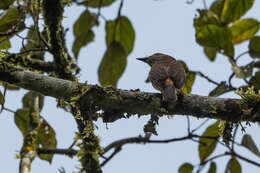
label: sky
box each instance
[1,0,260,172]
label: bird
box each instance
[137,53,186,101]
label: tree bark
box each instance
[0,68,258,122]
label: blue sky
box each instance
[1,0,260,172]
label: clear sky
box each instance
[1,0,260,172]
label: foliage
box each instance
[198,122,219,162]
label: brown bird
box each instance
[137,53,186,101]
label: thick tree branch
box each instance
[38,148,77,156]
[0,69,258,122]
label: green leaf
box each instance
[0,0,15,9]
[72,30,94,58]
[82,0,115,7]
[230,18,260,44]
[0,7,20,32]
[208,162,217,173]
[177,61,196,94]
[183,72,196,94]
[250,71,260,89]
[249,36,260,58]
[210,0,224,18]
[72,9,98,58]
[221,0,254,24]
[194,10,219,29]
[37,118,57,163]
[195,25,234,58]
[0,36,10,50]
[199,122,220,162]
[21,27,46,59]
[241,134,260,157]
[178,163,193,173]
[14,108,30,137]
[225,157,241,173]
[0,90,4,104]
[98,41,127,87]
[22,91,44,112]
[106,16,135,54]
[209,81,231,97]
[204,47,217,61]
[73,10,98,36]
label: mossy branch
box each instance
[0,68,259,123]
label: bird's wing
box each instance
[167,61,186,89]
[149,63,168,91]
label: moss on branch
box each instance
[0,68,259,123]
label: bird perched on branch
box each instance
[137,53,186,101]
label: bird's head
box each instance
[137,53,175,66]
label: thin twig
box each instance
[3,107,16,113]
[191,71,220,86]
[200,153,228,165]
[186,116,191,133]
[228,72,235,89]
[97,0,104,19]
[102,135,190,154]
[102,134,219,155]
[231,124,239,152]
[68,141,77,149]
[191,119,209,133]
[231,151,260,167]
[203,0,207,9]
[235,51,249,61]
[100,147,122,167]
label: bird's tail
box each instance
[162,78,177,101]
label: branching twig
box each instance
[228,72,235,89]
[231,124,239,151]
[191,71,220,86]
[68,141,77,149]
[200,153,228,166]
[2,107,16,113]
[231,151,260,167]
[191,119,209,133]
[100,147,122,167]
[102,134,219,155]
[235,51,250,61]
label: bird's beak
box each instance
[136,57,149,63]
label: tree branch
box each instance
[38,148,77,156]
[102,134,219,155]
[100,147,122,167]
[0,69,258,123]
[191,71,220,86]
[3,53,55,72]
